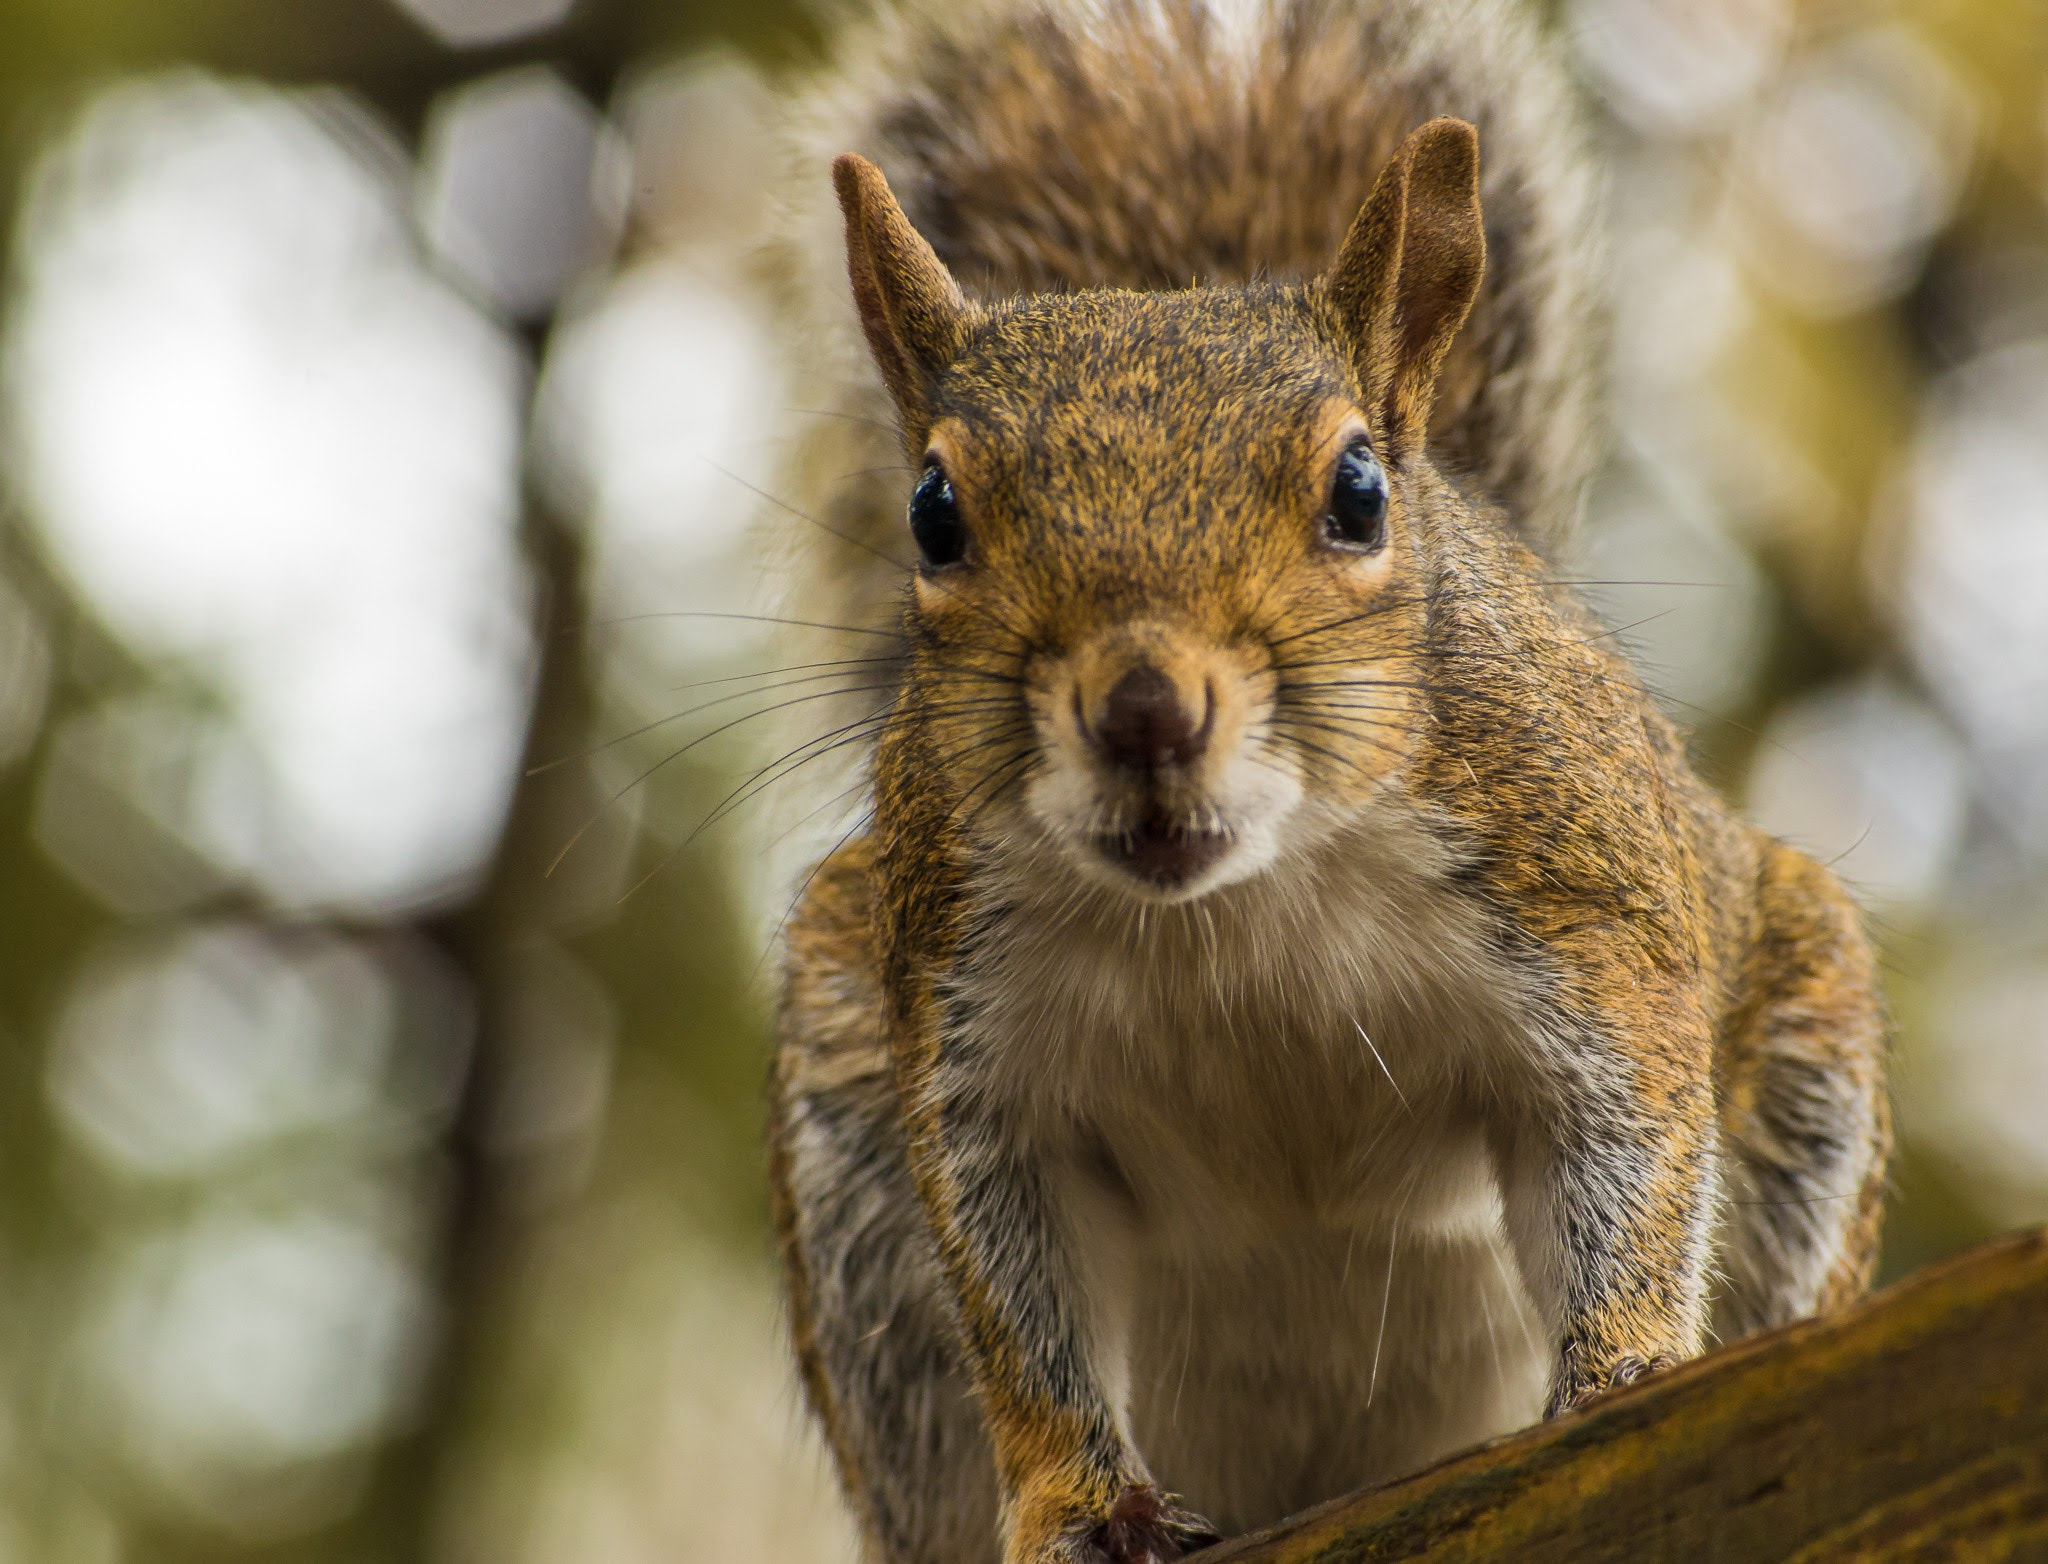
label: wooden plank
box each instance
[1203,1229,2048,1563]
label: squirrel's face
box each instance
[902,292,1430,902]
[832,117,1487,903]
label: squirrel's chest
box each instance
[963,850,1543,1239]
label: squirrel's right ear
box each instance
[1321,118,1486,467]
[832,153,974,447]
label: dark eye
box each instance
[909,461,967,569]
[1323,441,1388,552]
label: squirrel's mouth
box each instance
[1094,811,1234,891]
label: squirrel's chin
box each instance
[1094,816,1234,894]
[1062,811,1288,905]
[1020,770,1301,903]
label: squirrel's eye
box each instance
[909,462,967,570]
[1323,441,1389,553]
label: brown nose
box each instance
[1091,664,1211,770]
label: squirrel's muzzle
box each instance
[1035,625,1291,900]
[1086,662,1213,773]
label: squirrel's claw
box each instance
[1546,1350,1682,1417]
[1069,1484,1221,1563]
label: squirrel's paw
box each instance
[1545,1351,1681,1417]
[1034,1485,1221,1564]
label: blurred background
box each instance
[0,0,2040,1558]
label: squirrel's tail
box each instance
[765,0,1602,723]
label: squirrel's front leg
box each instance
[894,986,1215,1564]
[1494,1033,1721,1416]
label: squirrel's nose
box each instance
[1090,664,1212,771]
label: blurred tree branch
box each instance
[369,480,594,1563]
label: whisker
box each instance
[543,681,909,876]
[949,747,1041,836]
[1261,724,1404,781]
[765,776,874,854]
[754,806,879,974]
[707,458,916,574]
[659,653,903,694]
[1260,592,1432,650]
[1368,1219,1398,1408]
[708,702,1034,836]
[786,405,900,435]
[583,609,902,640]
[705,460,1050,652]
[1266,714,1412,753]
[529,667,900,777]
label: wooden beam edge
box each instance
[1200,1228,2048,1562]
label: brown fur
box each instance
[764,5,1888,1562]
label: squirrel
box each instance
[762,1,1892,1561]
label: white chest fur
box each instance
[971,806,1540,1216]
[962,810,1554,1527]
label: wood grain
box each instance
[1203,1230,2048,1563]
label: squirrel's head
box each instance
[835,120,1485,904]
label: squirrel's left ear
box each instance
[832,153,975,449]
[1321,118,1485,466]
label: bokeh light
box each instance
[3,75,533,918]
[87,1202,432,1536]
[1898,342,2048,867]
[386,0,578,51]
[420,68,621,321]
